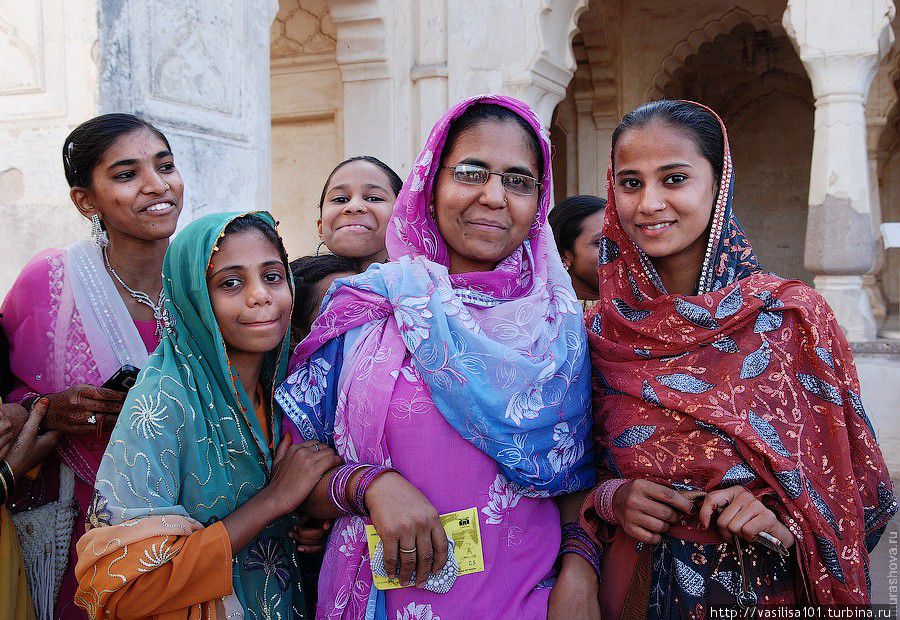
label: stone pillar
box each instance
[574,92,599,197]
[330,0,414,176]
[446,0,587,127]
[98,0,278,223]
[0,0,278,294]
[412,0,448,151]
[783,0,895,341]
[593,114,617,198]
[865,116,888,324]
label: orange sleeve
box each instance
[100,521,233,618]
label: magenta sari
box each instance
[1,241,158,620]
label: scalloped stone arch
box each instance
[647,7,786,100]
[719,70,814,123]
[514,0,589,122]
[537,0,589,78]
[873,48,900,153]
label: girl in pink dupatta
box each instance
[581,100,896,617]
[277,95,598,619]
[1,114,183,619]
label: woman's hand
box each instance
[224,438,340,554]
[699,486,794,548]
[548,554,600,620]
[364,471,448,587]
[612,479,693,544]
[289,514,332,553]
[263,439,342,520]
[3,399,60,477]
[0,403,27,459]
[44,384,127,434]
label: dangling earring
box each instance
[429,204,436,219]
[315,240,327,257]
[90,214,108,248]
[563,262,570,272]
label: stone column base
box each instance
[813,275,878,341]
[863,274,887,323]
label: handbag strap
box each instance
[58,464,75,504]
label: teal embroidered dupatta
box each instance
[91,211,304,617]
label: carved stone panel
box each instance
[0,0,68,121]
[271,0,335,60]
[124,0,252,140]
[149,3,232,113]
[0,4,41,94]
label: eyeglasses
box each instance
[443,164,541,196]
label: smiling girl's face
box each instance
[612,118,717,267]
[318,160,397,264]
[73,128,184,244]
[207,228,293,360]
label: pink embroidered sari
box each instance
[1,241,158,620]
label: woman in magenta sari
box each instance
[276,95,599,618]
[581,100,896,616]
[1,114,182,619]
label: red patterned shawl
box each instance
[585,102,895,604]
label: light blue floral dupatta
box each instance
[277,95,595,496]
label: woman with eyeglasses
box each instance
[276,96,598,619]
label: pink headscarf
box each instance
[385,94,555,299]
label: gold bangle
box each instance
[0,464,9,502]
[0,460,14,498]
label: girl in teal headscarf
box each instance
[74,211,340,619]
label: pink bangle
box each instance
[353,465,395,516]
[595,479,628,524]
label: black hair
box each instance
[548,195,607,255]
[317,156,403,213]
[289,254,358,341]
[221,215,290,276]
[610,100,724,182]
[440,103,544,179]
[62,113,172,189]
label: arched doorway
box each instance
[553,3,815,285]
[660,21,814,284]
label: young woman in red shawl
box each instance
[581,100,896,616]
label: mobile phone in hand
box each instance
[102,365,140,394]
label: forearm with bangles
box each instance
[330,462,396,516]
[302,462,397,519]
[595,478,628,524]
[559,522,602,581]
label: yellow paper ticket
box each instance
[365,506,485,590]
